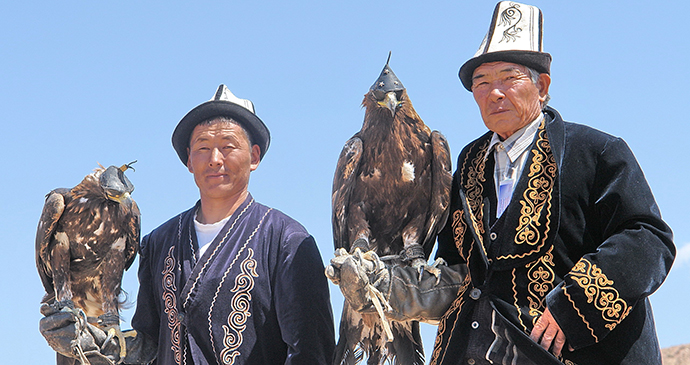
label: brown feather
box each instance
[333,89,451,256]
[332,80,453,365]
[35,166,140,319]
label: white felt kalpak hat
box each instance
[459,1,552,91]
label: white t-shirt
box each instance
[194,213,232,257]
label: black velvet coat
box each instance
[431,106,675,365]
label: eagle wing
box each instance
[35,188,71,295]
[332,136,363,251]
[421,131,453,257]
[124,201,141,270]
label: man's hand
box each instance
[529,308,569,357]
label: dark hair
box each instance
[196,116,254,147]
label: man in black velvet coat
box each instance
[328,2,675,364]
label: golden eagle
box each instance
[36,162,140,364]
[331,56,452,364]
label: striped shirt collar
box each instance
[484,113,544,163]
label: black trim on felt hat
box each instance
[172,84,270,166]
[459,50,552,91]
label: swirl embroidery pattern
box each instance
[526,246,555,319]
[207,208,272,364]
[569,259,631,331]
[162,245,182,365]
[220,249,258,364]
[451,209,469,261]
[462,139,490,240]
[499,3,523,43]
[498,122,556,261]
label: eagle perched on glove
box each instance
[36,162,140,364]
[328,55,453,365]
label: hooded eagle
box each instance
[36,162,140,363]
[331,56,452,364]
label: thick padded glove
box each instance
[326,248,469,323]
[325,248,390,312]
[39,303,120,364]
[39,303,157,364]
[385,263,468,323]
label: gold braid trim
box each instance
[497,121,557,260]
[510,248,555,334]
[562,285,598,342]
[429,276,472,365]
[451,209,470,261]
[511,267,528,333]
[462,139,490,239]
[569,259,632,331]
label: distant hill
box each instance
[662,343,690,365]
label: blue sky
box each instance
[2,1,688,362]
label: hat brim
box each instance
[459,50,552,91]
[172,100,270,165]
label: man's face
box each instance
[187,121,260,202]
[471,61,550,139]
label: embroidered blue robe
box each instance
[431,106,675,365]
[132,194,335,364]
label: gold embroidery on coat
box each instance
[563,286,598,342]
[162,245,182,365]
[462,139,490,239]
[527,246,555,321]
[569,259,632,331]
[220,249,258,364]
[509,248,555,334]
[511,267,528,333]
[430,276,471,365]
[498,122,557,260]
[451,209,468,261]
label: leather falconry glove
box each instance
[39,302,157,365]
[326,248,469,324]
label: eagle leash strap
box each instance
[366,282,394,342]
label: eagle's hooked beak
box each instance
[108,192,133,211]
[378,91,401,117]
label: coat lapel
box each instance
[460,114,561,270]
[180,195,255,310]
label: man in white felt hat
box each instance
[39,85,336,364]
[328,2,675,364]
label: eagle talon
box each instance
[98,313,127,360]
[104,328,116,346]
[102,325,127,360]
[411,257,446,285]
